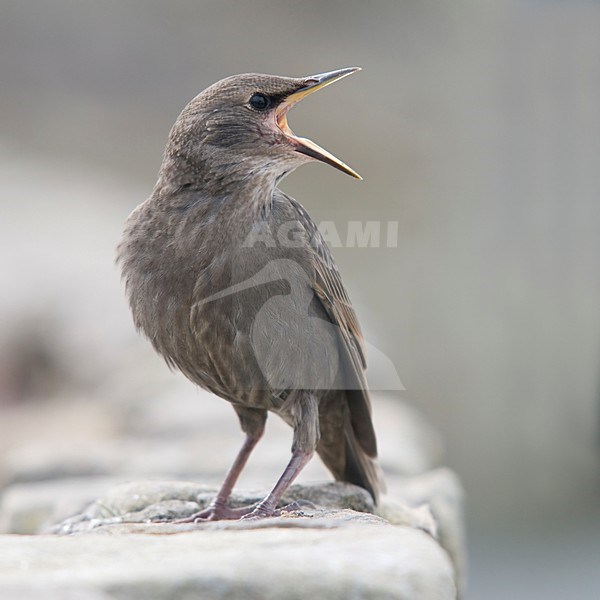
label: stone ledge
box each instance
[47,480,375,535]
[0,524,456,599]
[0,476,464,598]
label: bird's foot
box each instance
[174,501,259,523]
[240,499,315,520]
[239,504,273,520]
[172,498,317,523]
[275,499,316,515]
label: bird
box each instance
[117,67,384,520]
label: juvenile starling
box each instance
[118,68,383,520]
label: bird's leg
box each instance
[242,448,314,518]
[176,407,267,522]
[242,391,319,519]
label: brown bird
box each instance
[117,68,383,520]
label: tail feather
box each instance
[342,425,385,505]
[316,405,385,505]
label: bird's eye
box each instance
[249,93,270,111]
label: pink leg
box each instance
[177,433,262,522]
[241,449,314,519]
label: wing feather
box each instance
[288,197,377,457]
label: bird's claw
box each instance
[239,499,315,520]
[276,499,316,514]
[170,497,317,523]
[174,501,259,523]
[240,508,271,520]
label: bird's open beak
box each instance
[275,67,362,180]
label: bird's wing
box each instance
[288,197,377,458]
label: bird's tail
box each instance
[316,408,385,505]
[340,424,385,505]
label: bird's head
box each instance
[161,68,362,193]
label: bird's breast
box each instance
[120,190,342,404]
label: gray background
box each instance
[1,1,599,597]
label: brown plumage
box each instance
[117,68,384,520]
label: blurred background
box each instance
[1,0,599,597]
